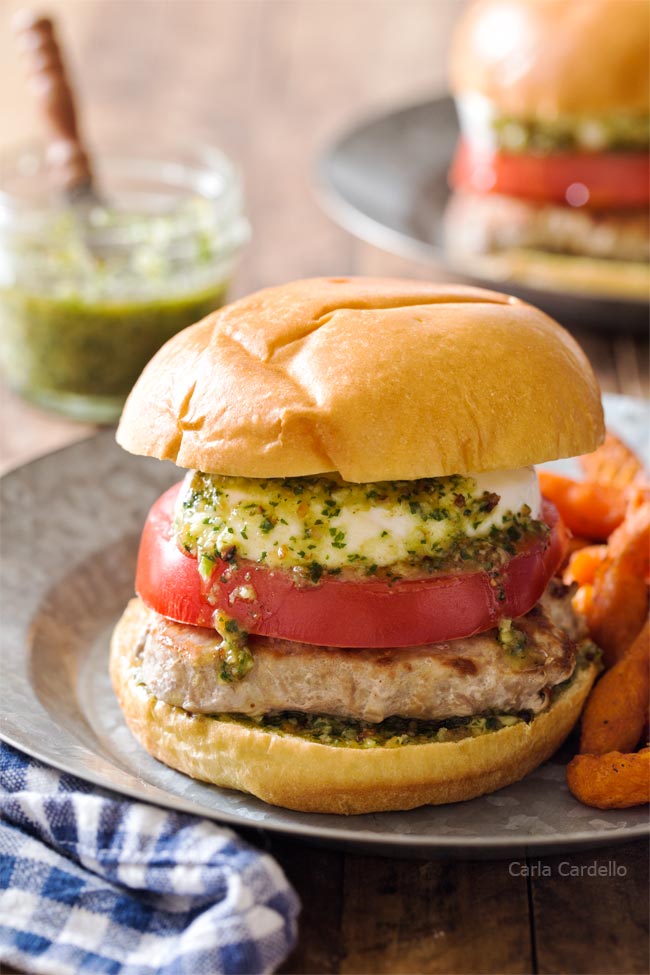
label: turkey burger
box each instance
[111,277,604,814]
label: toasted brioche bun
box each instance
[111,597,598,815]
[450,0,649,117]
[117,277,603,481]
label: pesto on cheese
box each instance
[175,468,546,581]
[491,113,650,153]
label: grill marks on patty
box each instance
[134,586,579,724]
[444,657,479,676]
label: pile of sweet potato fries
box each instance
[539,432,650,809]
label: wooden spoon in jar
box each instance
[12,9,101,205]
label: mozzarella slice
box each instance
[175,467,542,576]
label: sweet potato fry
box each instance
[580,432,646,489]
[608,491,650,555]
[538,472,629,540]
[580,621,649,754]
[572,583,593,617]
[566,750,650,809]
[608,494,650,586]
[564,544,608,586]
[586,521,650,667]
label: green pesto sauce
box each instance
[497,617,528,655]
[176,470,546,582]
[492,113,650,153]
[212,708,531,748]
[550,639,601,702]
[212,610,254,683]
[496,617,548,671]
[0,282,227,399]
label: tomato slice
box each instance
[135,483,567,648]
[450,139,650,208]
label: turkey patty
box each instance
[132,584,580,723]
[446,191,650,263]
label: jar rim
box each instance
[0,139,247,239]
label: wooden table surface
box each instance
[1,3,648,973]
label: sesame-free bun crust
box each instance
[450,0,650,117]
[110,597,598,815]
[117,277,603,481]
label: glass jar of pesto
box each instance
[0,143,249,421]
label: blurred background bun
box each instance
[450,0,649,117]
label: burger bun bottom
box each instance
[111,597,598,815]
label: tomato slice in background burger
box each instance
[450,139,650,209]
[135,483,567,649]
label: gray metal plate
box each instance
[1,394,649,857]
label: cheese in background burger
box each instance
[445,0,650,298]
[111,276,604,814]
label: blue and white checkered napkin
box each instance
[0,742,300,974]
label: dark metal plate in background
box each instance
[316,97,648,332]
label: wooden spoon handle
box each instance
[13,11,94,193]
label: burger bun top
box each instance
[117,276,604,481]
